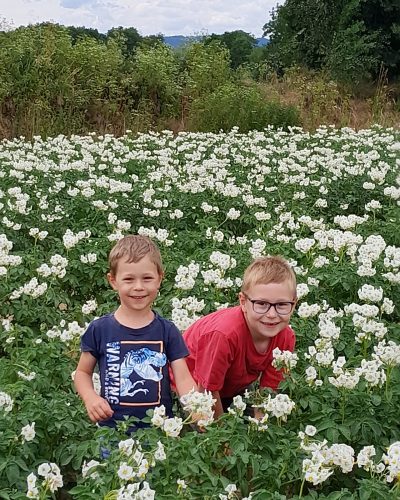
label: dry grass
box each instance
[258,68,400,131]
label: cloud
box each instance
[3,0,280,36]
[60,0,92,8]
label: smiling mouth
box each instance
[130,295,147,299]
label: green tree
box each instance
[205,30,257,69]
[263,0,400,82]
[107,26,142,57]
[130,42,180,119]
[0,23,125,137]
[140,34,165,48]
[67,25,106,44]
[184,41,231,97]
[0,23,74,135]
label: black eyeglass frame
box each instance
[242,292,296,315]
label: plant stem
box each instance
[299,476,306,498]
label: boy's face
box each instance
[239,280,296,344]
[107,255,162,314]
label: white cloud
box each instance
[0,0,280,36]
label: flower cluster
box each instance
[382,441,400,483]
[272,347,299,371]
[37,254,68,278]
[81,299,98,315]
[249,393,295,429]
[47,320,86,343]
[62,228,91,249]
[180,389,215,427]
[174,262,200,290]
[21,422,36,442]
[0,391,13,413]
[26,463,63,498]
[356,445,384,473]
[9,277,48,300]
[0,233,23,276]
[171,296,205,331]
[150,405,183,438]
[227,395,247,417]
[300,433,355,485]
[357,284,383,303]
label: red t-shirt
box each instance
[183,306,296,398]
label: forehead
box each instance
[247,281,295,300]
[114,255,160,275]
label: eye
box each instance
[143,276,154,281]
[255,301,268,307]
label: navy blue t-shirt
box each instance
[80,312,189,428]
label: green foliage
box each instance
[264,0,341,71]
[184,41,232,98]
[130,43,181,119]
[263,0,400,84]
[0,23,125,136]
[66,25,107,45]
[327,22,382,84]
[107,26,142,58]
[189,82,300,132]
[205,30,257,69]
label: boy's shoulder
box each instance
[153,311,179,331]
[87,313,115,329]
[186,306,245,336]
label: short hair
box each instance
[241,256,297,297]
[108,235,163,276]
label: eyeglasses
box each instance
[243,293,295,315]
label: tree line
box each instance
[0,23,299,138]
[0,1,399,139]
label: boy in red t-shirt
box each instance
[183,256,297,418]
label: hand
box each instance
[84,394,114,423]
[253,408,266,420]
[188,412,211,432]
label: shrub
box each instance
[188,82,300,132]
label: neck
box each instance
[114,306,154,329]
[252,336,271,354]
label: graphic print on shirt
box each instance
[104,341,167,407]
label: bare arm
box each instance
[74,352,113,423]
[211,390,224,419]
[170,358,198,396]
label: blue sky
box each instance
[0,0,281,37]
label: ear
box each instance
[238,291,247,312]
[107,272,117,290]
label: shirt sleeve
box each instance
[80,321,100,359]
[259,327,296,391]
[192,330,234,392]
[165,322,190,362]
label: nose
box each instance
[265,305,278,318]
[133,280,144,290]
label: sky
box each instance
[0,0,280,37]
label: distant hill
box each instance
[163,35,268,48]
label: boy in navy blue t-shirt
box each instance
[74,235,197,429]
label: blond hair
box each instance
[241,256,297,297]
[108,235,163,276]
